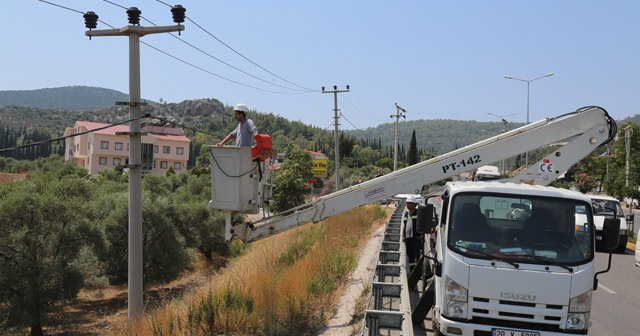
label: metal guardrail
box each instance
[362,204,414,336]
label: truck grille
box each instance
[469,296,567,333]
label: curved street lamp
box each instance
[504,72,554,167]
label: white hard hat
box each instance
[407,196,421,204]
[234,103,249,114]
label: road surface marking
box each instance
[598,283,617,294]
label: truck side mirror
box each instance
[602,217,620,251]
[417,203,435,233]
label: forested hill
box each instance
[347,113,640,155]
[348,119,524,157]
[0,86,135,111]
[1,86,640,156]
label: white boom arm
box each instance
[221,106,616,242]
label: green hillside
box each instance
[1,86,640,158]
[0,86,137,111]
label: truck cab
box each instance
[422,181,616,336]
[590,195,628,253]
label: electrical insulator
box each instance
[83,11,98,29]
[127,7,142,25]
[171,5,186,24]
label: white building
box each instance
[64,121,191,175]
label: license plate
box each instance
[491,328,540,336]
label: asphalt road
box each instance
[589,206,640,336]
[589,248,640,336]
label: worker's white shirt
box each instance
[404,210,414,238]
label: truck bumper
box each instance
[438,316,581,336]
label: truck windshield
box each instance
[448,193,593,266]
[591,198,624,217]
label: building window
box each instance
[127,143,130,151]
[163,146,170,154]
[99,157,107,165]
[160,161,168,169]
[154,145,158,153]
[115,142,123,150]
[176,147,184,155]
[101,141,109,149]
[114,158,121,166]
[173,162,181,170]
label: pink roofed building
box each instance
[64,121,191,175]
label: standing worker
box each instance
[217,103,258,147]
[403,195,423,273]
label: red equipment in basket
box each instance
[252,134,272,161]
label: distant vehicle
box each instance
[473,165,501,181]
[590,195,628,253]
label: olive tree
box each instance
[270,144,314,213]
[0,175,102,336]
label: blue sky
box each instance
[2,1,639,130]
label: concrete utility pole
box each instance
[84,6,185,321]
[391,103,406,171]
[322,85,349,191]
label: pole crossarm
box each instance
[86,25,184,37]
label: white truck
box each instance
[417,181,620,336]
[209,106,620,334]
[589,194,628,253]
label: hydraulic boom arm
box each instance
[212,106,616,242]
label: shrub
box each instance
[574,173,598,193]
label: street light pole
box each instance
[486,112,516,174]
[503,72,554,167]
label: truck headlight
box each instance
[567,291,591,330]
[444,276,468,318]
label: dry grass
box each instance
[101,205,388,336]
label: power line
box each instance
[140,41,303,94]
[0,116,146,154]
[152,0,316,93]
[149,116,218,137]
[341,91,387,125]
[340,112,362,131]
[38,0,315,94]
[100,0,311,93]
